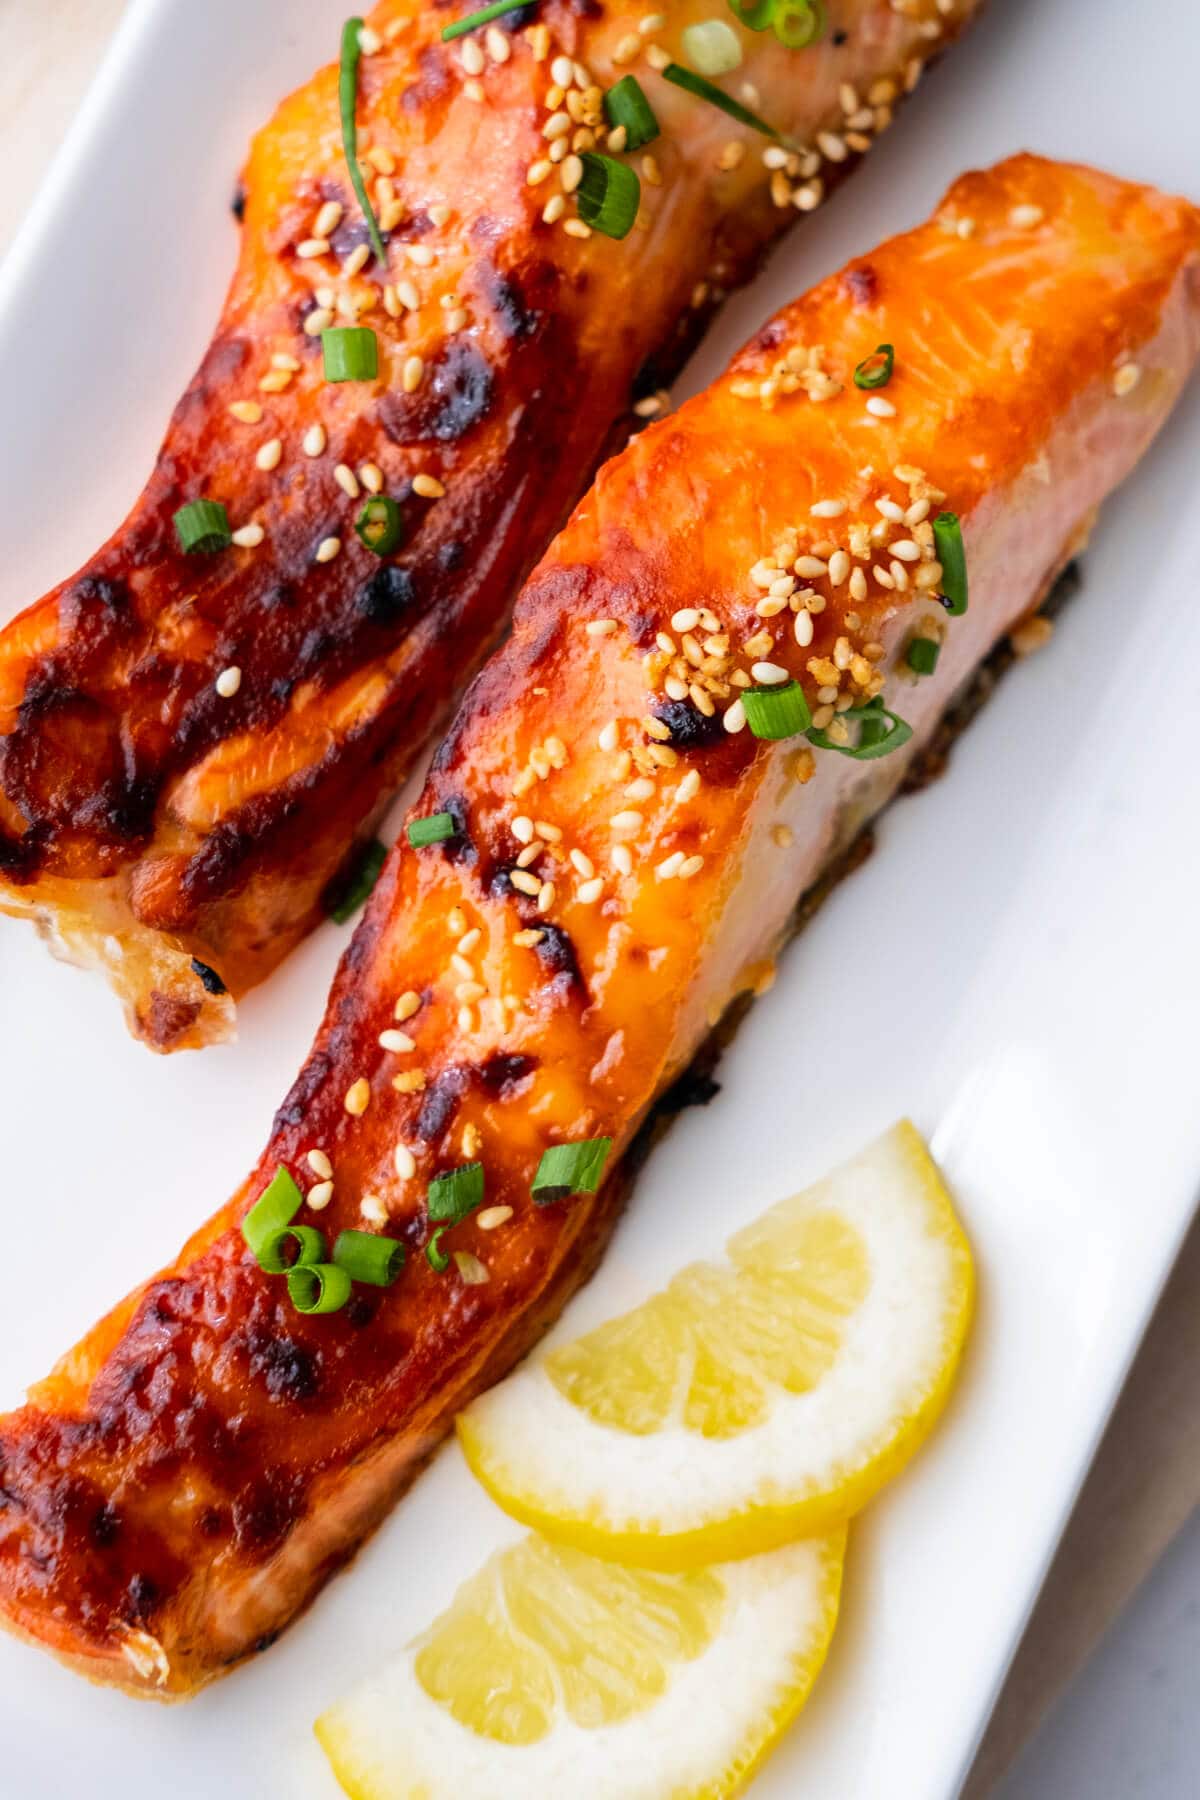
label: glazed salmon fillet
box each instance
[0,0,978,1052]
[1,155,1196,1699]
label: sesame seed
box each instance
[456,980,486,1003]
[360,462,384,494]
[477,1205,513,1231]
[361,1193,388,1226]
[407,243,436,268]
[551,53,575,85]
[534,819,562,842]
[303,424,327,458]
[612,844,634,875]
[876,497,905,522]
[828,549,850,585]
[641,154,662,186]
[794,611,814,647]
[570,849,595,878]
[890,538,921,561]
[536,881,555,912]
[215,666,242,698]
[561,154,584,194]
[334,463,361,500]
[511,815,535,845]
[296,237,331,259]
[453,1250,489,1285]
[576,876,603,904]
[513,928,545,947]
[258,370,293,394]
[1011,614,1055,656]
[392,1070,426,1094]
[464,78,485,101]
[229,400,263,424]
[817,130,848,162]
[1113,362,1141,397]
[379,1029,415,1053]
[866,395,896,418]
[527,158,553,186]
[542,196,566,224]
[395,991,421,1023]
[794,555,828,578]
[344,1077,371,1116]
[656,851,684,880]
[678,855,704,879]
[586,618,617,638]
[723,698,747,734]
[402,354,425,394]
[676,769,701,803]
[314,200,344,239]
[396,279,420,311]
[599,721,619,752]
[394,1143,417,1180]
[1009,203,1044,230]
[450,952,476,980]
[510,869,541,896]
[810,498,845,518]
[459,37,485,74]
[458,928,481,954]
[610,810,643,835]
[304,308,334,337]
[485,23,510,61]
[343,242,371,279]
[544,110,572,139]
[613,31,640,62]
[413,473,445,499]
[751,662,789,685]
[307,1181,334,1211]
[307,1148,333,1180]
[232,524,265,549]
[256,438,283,472]
[624,777,655,801]
[316,536,342,563]
[563,219,592,239]
[905,497,931,526]
[527,21,551,58]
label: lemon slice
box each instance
[458,1121,973,1567]
[315,1528,845,1800]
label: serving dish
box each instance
[1,0,1198,1793]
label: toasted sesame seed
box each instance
[794,611,815,648]
[392,1069,426,1094]
[509,869,541,896]
[379,1029,416,1053]
[890,538,921,562]
[358,1193,387,1228]
[656,851,684,880]
[453,1250,489,1285]
[598,721,620,752]
[485,23,510,61]
[232,524,265,549]
[563,219,592,239]
[810,498,845,518]
[457,928,482,956]
[334,463,361,500]
[574,876,602,905]
[794,555,828,578]
[551,53,575,85]
[613,31,641,62]
[542,195,566,224]
[316,536,342,563]
[1011,614,1055,656]
[450,952,476,980]
[297,237,331,259]
[866,395,896,418]
[359,462,384,495]
[570,849,595,878]
[302,424,327,459]
[393,992,420,1025]
[313,200,344,240]
[678,855,704,879]
[1113,362,1141,397]
[817,130,848,162]
[215,666,242,698]
[402,354,425,394]
[544,110,572,139]
[610,810,643,835]
[460,38,485,75]
[513,927,545,947]
[413,473,445,499]
[611,844,634,876]
[344,1077,371,1116]
[1009,203,1044,230]
[624,777,655,802]
[536,881,555,912]
[561,154,584,194]
[676,769,701,803]
[477,1205,513,1231]
[723,698,747,734]
[304,307,335,337]
[586,618,617,639]
[307,1148,333,1180]
[526,158,553,186]
[229,400,263,424]
[396,278,420,311]
[751,662,790,685]
[256,438,283,472]
[511,815,535,845]
[464,77,485,101]
[307,1180,334,1211]
[828,549,850,586]
[390,1143,415,1182]
[406,243,436,268]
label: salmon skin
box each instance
[1,155,1196,1700]
[0,0,977,1053]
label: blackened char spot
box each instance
[231,184,247,221]
[416,1065,471,1141]
[533,923,583,990]
[479,1052,537,1095]
[431,793,475,864]
[274,1051,332,1129]
[426,340,494,440]
[249,1334,321,1403]
[191,958,227,996]
[438,539,466,571]
[296,627,337,676]
[124,1574,159,1623]
[478,264,540,340]
[253,1632,281,1655]
[652,699,725,750]
[844,264,879,306]
[496,2,538,27]
[90,1503,121,1548]
[832,28,848,44]
[661,1066,722,1113]
[401,45,451,113]
[357,564,417,624]
[233,1480,302,1553]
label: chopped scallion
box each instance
[339,19,388,267]
[933,512,968,615]
[906,636,941,676]
[174,499,231,556]
[241,1165,304,1258]
[603,75,660,151]
[333,1228,405,1286]
[576,153,640,240]
[440,0,525,42]
[329,838,388,925]
[288,1262,353,1314]
[322,325,379,383]
[407,811,456,848]
[727,0,778,25]
[742,681,813,741]
[770,0,824,49]
[426,1227,451,1272]
[681,19,742,76]
[662,62,784,140]
[853,343,895,391]
[428,1161,485,1225]
[354,495,405,556]
[256,1224,327,1274]
[532,1137,612,1205]
[807,698,913,760]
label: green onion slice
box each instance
[174,499,231,556]
[329,837,388,925]
[322,325,379,383]
[339,18,388,267]
[532,1137,613,1205]
[428,1161,485,1225]
[681,19,742,76]
[906,636,941,676]
[288,1262,353,1314]
[603,75,660,151]
[256,1224,327,1274]
[662,63,785,140]
[853,343,895,391]
[242,1165,304,1258]
[426,1227,451,1272]
[576,153,640,240]
[354,495,405,556]
[742,681,813,741]
[933,512,968,615]
[333,1228,406,1286]
[727,0,778,26]
[807,698,913,760]
[440,0,525,41]
[407,811,456,848]
[771,0,824,49]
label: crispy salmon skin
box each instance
[1,155,1196,1699]
[0,0,977,1051]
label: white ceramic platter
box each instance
[1,0,1198,1794]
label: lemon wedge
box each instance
[315,1528,845,1800]
[458,1121,973,1567]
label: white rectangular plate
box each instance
[1,1,1197,1795]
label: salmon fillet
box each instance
[0,0,977,1052]
[1,154,1196,1699]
